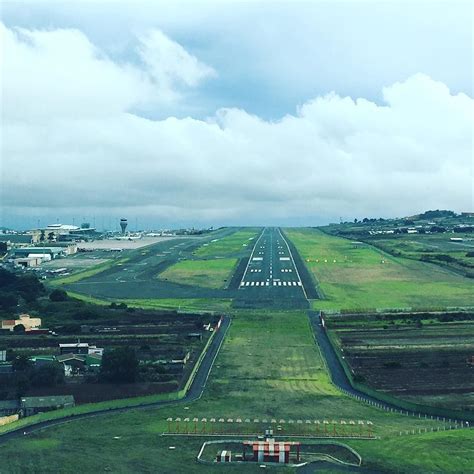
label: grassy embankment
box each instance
[286,228,474,311]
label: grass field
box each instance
[66,291,233,313]
[158,258,238,289]
[193,229,260,257]
[286,228,474,311]
[50,257,127,285]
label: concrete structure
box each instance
[12,247,65,259]
[1,314,41,332]
[242,431,301,464]
[216,451,232,462]
[59,342,103,356]
[20,396,75,416]
[120,218,128,234]
[0,401,20,416]
[0,234,34,245]
[13,257,43,268]
[29,224,98,243]
[57,353,102,376]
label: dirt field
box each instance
[328,315,474,411]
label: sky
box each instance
[1,0,473,230]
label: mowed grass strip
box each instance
[158,258,238,289]
[286,228,474,311]
[193,228,260,257]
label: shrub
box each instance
[49,289,69,302]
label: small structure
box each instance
[59,342,103,356]
[13,257,42,268]
[216,451,232,462]
[57,353,102,376]
[1,314,41,332]
[0,400,20,416]
[12,247,65,260]
[20,396,75,416]
[243,430,300,464]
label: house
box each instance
[59,342,103,356]
[56,353,102,376]
[1,314,42,332]
[20,396,75,416]
[0,400,20,416]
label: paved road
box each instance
[308,311,471,423]
[0,316,231,445]
[235,227,308,308]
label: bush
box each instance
[13,324,25,333]
[49,289,69,302]
[72,309,99,320]
[100,347,138,383]
[0,292,18,310]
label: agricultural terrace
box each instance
[285,228,474,311]
[327,312,474,412]
[193,228,260,257]
[158,258,238,289]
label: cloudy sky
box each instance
[1,0,473,230]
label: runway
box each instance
[235,227,308,308]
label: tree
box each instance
[30,362,64,387]
[12,355,32,372]
[0,293,18,310]
[100,347,139,383]
[0,242,7,255]
[49,289,69,302]
[13,324,25,333]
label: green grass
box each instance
[286,228,474,311]
[50,258,128,286]
[349,430,474,473]
[66,292,232,313]
[158,258,238,289]
[193,229,260,257]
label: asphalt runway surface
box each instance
[0,316,231,445]
[234,227,309,309]
[65,228,241,299]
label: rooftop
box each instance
[20,395,74,408]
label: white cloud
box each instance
[1,23,472,226]
[138,29,216,96]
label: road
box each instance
[235,227,308,308]
[0,316,231,444]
